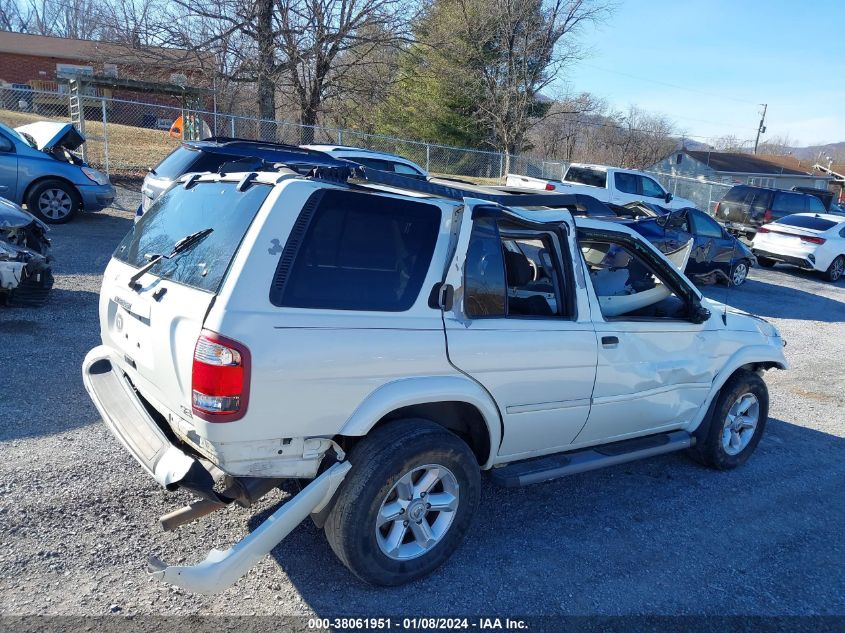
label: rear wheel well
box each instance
[339,402,492,466]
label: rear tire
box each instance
[26,179,80,224]
[756,257,776,268]
[324,419,480,586]
[824,255,844,282]
[728,260,750,286]
[689,370,768,470]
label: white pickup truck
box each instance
[507,163,695,210]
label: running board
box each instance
[490,431,693,488]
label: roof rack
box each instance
[345,166,614,216]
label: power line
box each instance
[578,62,760,107]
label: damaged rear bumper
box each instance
[148,461,351,594]
[82,346,215,494]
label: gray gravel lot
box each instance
[1,187,844,616]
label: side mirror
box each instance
[689,302,711,324]
[665,192,673,203]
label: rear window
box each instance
[270,189,440,311]
[151,146,229,179]
[113,181,269,292]
[776,216,839,232]
[564,167,607,188]
[723,186,751,202]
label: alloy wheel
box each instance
[731,262,748,286]
[721,392,759,456]
[375,464,459,561]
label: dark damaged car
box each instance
[617,202,755,287]
[0,196,53,306]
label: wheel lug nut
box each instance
[399,508,404,514]
[426,503,431,509]
[403,520,409,526]
[420,492,426,498]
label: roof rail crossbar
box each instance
[352,167,592,209]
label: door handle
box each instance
[601,336,619,347]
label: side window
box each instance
[272,190,440,311]
[392,162,424,178]
[353,157,391,171]
[464,219,571,319]
[0,134,13,152]
[579,236,690,320]
[464,219,506,317]
[807,196,826,213]
[690,210,723,238]
[772,192,805,214]
[840,226,845,238]
[640,176,665,198]
[615,172,638,194]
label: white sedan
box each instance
[751,213,845,282]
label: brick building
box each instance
[0,30,211,125]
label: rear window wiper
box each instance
[128,227,214,290]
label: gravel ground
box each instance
[1,188,844,617]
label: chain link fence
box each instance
[0,85,736,212]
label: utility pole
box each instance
[753,104,768,154]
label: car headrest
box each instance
[504,250,533,286]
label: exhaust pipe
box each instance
[159,476,285,531]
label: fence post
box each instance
[426,144,431,172]
[101,98,109,175]
[337,129,343,145]
[230,117,236,137]
[499,153,504,179]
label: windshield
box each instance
[113,181,269,292]
[776,215,839,232]
[0,122,34,148]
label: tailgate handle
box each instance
[601,336,619,347]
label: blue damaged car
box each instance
[0,120,115,224]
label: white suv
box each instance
[83,166,787,594]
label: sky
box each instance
[559,0,844,148]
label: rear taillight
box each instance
[191,330,250,422]
[757,227,770,234]
[545,183,555,191]
[763,209,773,223]
[714,202,721,215]
[800,235,826,245]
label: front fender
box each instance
[339,375,503,469]
[689,342,788,432]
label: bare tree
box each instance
[18,0,107,39]
[443,0,610,170]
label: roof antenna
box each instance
[721,232,739,325]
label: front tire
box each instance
[689,370,769,470]
[824,255,844,282]
[325,419,480,586]
[26,179,80,224]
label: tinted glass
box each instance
[691,210,723,238]
[640,176,665,198]
[777,216,838,231]
[807,196,826,213]
[392,162,424,176]
[151,146,202,179]
[114,181,269,292]
[464,218,506,317]
[275,190,440,311]
[722,186,751,202]
[615,172,638,194]
[353,157,391,171]
[565,167,607,188]
[0,134,12,152]
[772,192,806,214]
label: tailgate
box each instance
[100,258,214,423]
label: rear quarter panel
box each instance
[202,179,465,445]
